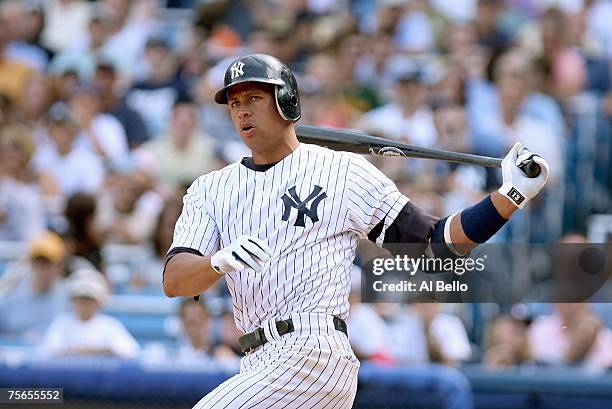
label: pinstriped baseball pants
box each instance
[192,313,359,409]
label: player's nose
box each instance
[237,106,252,119]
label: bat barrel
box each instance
[296,125,503,168]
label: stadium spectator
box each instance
[64,193,104,272]
[135,99,220,190]
[99,0,159,77]
[474,0,510,53]
[395,304,472,366]
[348,301,471,366]
[132,195,183,288]
[93,60,150,148]
[586,0,612,58]
[39,268,140,359]
[394,0,436,53]
[357,58,438,148]
[483,315,530,368]
[347,301,394,363]
[33,102,105,196]
[41,0,91,53]
[216,308,245,358]
[0,20,33,105]
[125,36,189,137]
[48,4,115,81]
[0,231,68,342]
[468,48,565,165]
[176,299,240,367]
[69,84,129,167]
[0,125,36,183]
[96,169,164,245]
[0,1,49,73]
[19,74,53,126]
[0,126,45,240]
[528,303,612,369]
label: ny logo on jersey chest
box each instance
[281,185,327,227]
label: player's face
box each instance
[227,82,290,155]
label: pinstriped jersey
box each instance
[170,143,409,333]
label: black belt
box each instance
[239,316,348,353]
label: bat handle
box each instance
[518,158,541,178]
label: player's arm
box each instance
[429,142,549,256]
[163,251,222,297]
[164,236,272,298]
[379,143,549,257]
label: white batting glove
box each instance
[210,235,272,274]
[498,142,550,209]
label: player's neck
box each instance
[251,134,300,165]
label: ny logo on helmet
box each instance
[230,61,245,79]
[281,185,327,227]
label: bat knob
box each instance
[518,158,541,178]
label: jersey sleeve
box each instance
[169,176,220,256]
[345,155,409,245]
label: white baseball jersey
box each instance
[169,143,408,334]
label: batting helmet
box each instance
[214,54,301,122]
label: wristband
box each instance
[460,195,508,243]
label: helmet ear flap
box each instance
[274,70,301,121]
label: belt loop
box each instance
[263,317,281,341]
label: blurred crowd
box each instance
[0,0,611,374]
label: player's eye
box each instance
[250,95,262,102]
[230,100,239,108]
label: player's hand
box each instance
[498,142,549,209]
[210,235,272,274]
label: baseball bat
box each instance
[295,125,541,177]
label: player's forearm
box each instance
[448,192,518,254]
[163,253,222,297]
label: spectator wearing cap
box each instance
[125,36,190,138]
[0,126,45,240]
[39,268,140,359]
[135,99,220,190]
[0,231,69,342]
[69,84,129,168]
[32,103,105,196]
[94,60,150,149]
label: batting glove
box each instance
[498,142,550,209]
[210,235,272,274]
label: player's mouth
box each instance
[240,124,256,138]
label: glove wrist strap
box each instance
[210,253,226,275]
[498,183,528,209]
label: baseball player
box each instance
[163,54,549,408]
